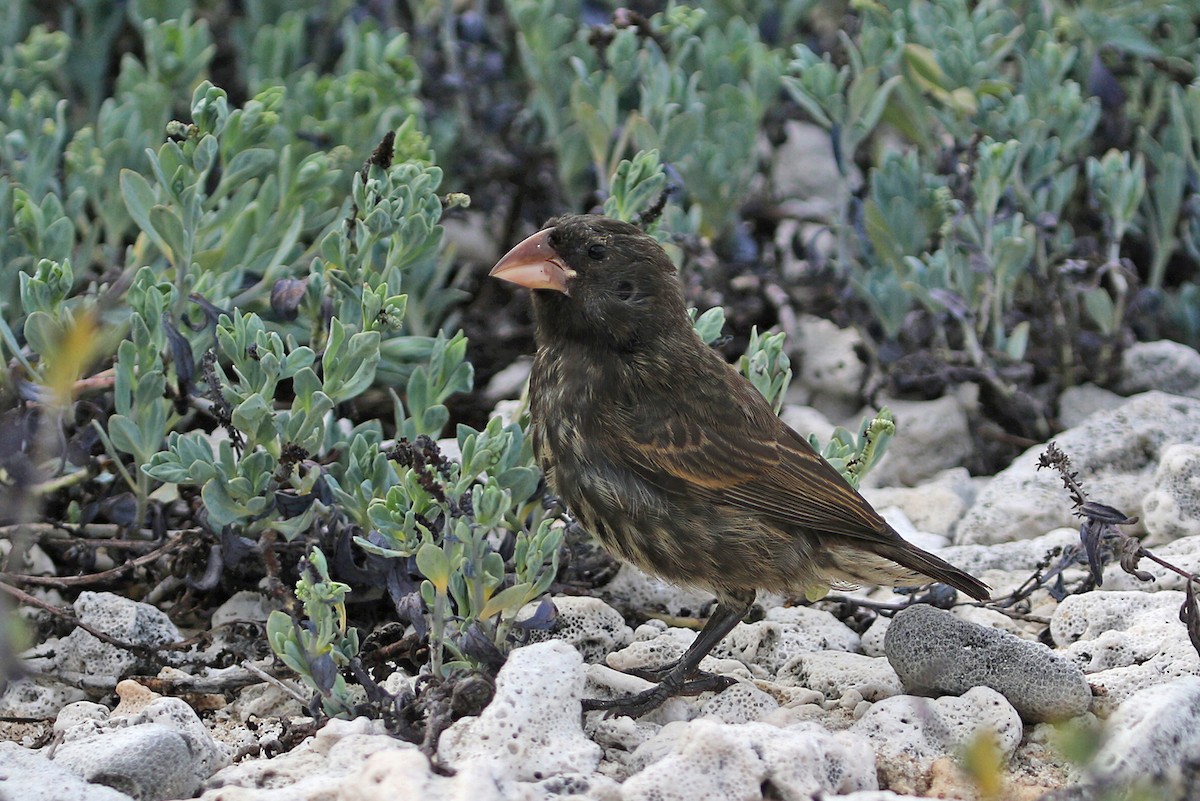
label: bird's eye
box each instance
[587,243,607,261]
[614,280,634,301]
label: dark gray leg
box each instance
[583,593,753,718]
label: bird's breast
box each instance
[530,346,676,560]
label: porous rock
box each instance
[0,741,134,801]
[771,121,844,215]
[604,604,859,685]
[209,590,274,627]
[598,564,716,618]
[717,605,861,677]
[937,527,1079,580]
[605,625,730,677]
[438,640,601,780]
[699,682,780,724]
[483,356,533,401]
[1051,590,1200,714]
[791,314,865,408]
[1090,675,1200,800]
[622,718,877,801]
[861,467,977,537]
[53,695,230,801]
[0,538,55,575]
[1057,383,1125,429]
[521,595,633,664]
[958,392,1200,545]
[1088,638,1199,718]
[860,615,890,658]
[880,506,948,551]
[777,651,904,702]
[850,686,1022,793]
[227,679,305,722]
[110,678,160,717]
[53,700,109,734]
[1117,339,1200,399]
[24,591,180,680]
[588,713,659,759]
[779,404,836,448]
[0,677,86,718]
[6,592,180,718]
[199,717,404,800]
[345,749,622,801]
[829,794,932,801]
[1050,590,1185,648]
[885,604,1090,722]
[1143,443,1200,541]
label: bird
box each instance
[490,214,990,716]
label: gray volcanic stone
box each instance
[53,724,194,801]
[884,604,1091,722]
[1118,339,1200,399]
[0,742,134,801]
[52,696,230,801]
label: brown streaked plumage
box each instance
[491,214,990,716]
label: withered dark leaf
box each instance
[1047,572,1070,602]
[460,621,506,673]
[188,543,224,591]
[1118,537,1154,583]
[512,595,558,632]
[188,293,231,328]
[1088,52,1126,111]
[162,313,196,391]
[913,583,959,609]
[1181,582,1200,660]
[394,589,426,640]
[332,527,388,586]
[270,277,309,322]
[1080,501,1137,526]
[927,288,971,320]
[274,489,317,519]
[1079,519,1107,585]
[220,524,256,565]
[102,491,139,527]
[308,651,338,694]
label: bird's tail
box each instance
[822,536,992,601]
[875,539,992,601]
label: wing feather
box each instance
[608,358,889,541]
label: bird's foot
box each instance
[582,671,735,718]
[624,659,682,683]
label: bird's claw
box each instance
[625,660,682,683]
[582,672,737,718]
[582,685,669,718]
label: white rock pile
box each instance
[4,340,1200,800]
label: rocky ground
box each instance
[4,338,1200,800]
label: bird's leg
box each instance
[583,595,753,718]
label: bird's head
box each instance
[490,214,687,352]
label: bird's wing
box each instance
[612,361,889,541]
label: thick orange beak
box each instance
[489,228,575,294]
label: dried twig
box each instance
[241,659,311,706]
[1038,441,1200,658]
[0,534,185,589]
